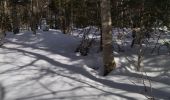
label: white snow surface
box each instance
[0,29,169,100]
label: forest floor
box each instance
[0,29,170,100]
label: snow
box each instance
[0,29,170,100]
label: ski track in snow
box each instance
[0,29,169,100]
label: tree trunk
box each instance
[11,3,19,34]
[31,0,36,34]
[100,26,103,51]
[137,38,143,71]
[100,0,116,76]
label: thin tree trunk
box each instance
[31,0,36,34]
[137,2,145,72]
[100,26,103,51]
[137,38,143,71]
[11,3,19,34]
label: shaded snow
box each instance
[0,30,169,100]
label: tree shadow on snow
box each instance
[0,46,170,100]
[112,43,170,84]
[0,31,169,100]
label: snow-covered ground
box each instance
[0,29,170,100]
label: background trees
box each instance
[1,0,169,32]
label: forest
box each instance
[0,0,170,100]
